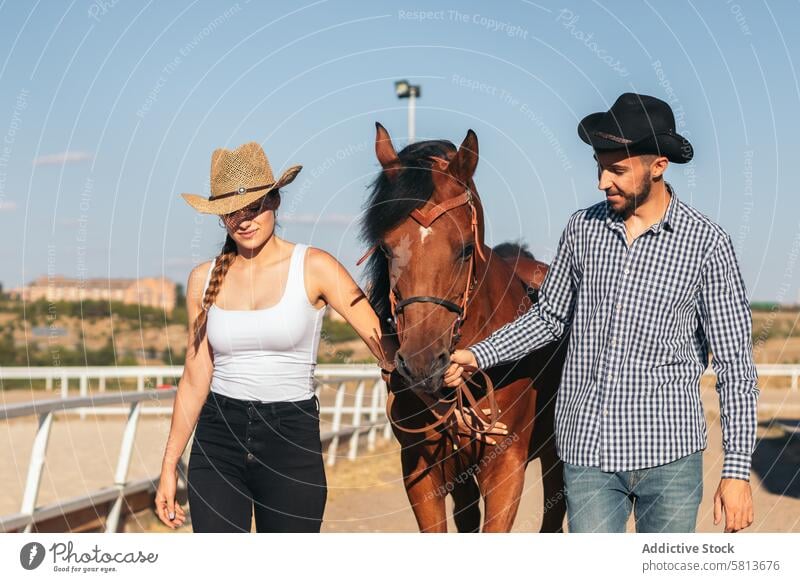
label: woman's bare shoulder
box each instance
[305,246,340,271]
[305,246,353,294]
[189,260,214,283]
[185,260,215,306]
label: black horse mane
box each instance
[359,139,456,332]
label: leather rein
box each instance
[358,189,500,444]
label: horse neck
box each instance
[459,248,527,347]
[459,187,526,341]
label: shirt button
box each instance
[624,268,630,275]
[247,453,254,460]
[607,373,613,381]
[615,303,621,311]
[603,409,609,416]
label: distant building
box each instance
[9,276,177,313]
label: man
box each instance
[445,93,759,533]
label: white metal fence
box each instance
[0,365,390,533]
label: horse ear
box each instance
[375,122,401,178]
[450,129,479,185]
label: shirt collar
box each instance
[604,182,678,234]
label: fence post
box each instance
[326,382,346,467]
[106,402,141,533]
[21,411,55,533]
[79,375,88,420]
[348,381,365,461]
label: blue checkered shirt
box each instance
[470,188,759,480]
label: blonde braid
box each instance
[192,235,237,350]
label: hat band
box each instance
[209,182,274,201]
[593,131,633,145]
[593,129,678,146]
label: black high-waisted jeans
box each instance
[187,391,327,532]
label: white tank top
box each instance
[202,243,327,402]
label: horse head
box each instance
[360,123,488,395]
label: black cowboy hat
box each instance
[577,93,693,164]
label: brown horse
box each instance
[359,123,568,532]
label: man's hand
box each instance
[444,349,478,387]
[714,478,754,532]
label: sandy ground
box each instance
[1,386,798,533]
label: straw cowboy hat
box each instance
[181,141,302,214]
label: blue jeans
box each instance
[563,450,703,533]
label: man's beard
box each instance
[611,173,652,217]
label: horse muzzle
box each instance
[394,347,451,391]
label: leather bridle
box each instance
[358,188,486,347]
[359,188,500,444]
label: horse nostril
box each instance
[432,351,450,375]
[395,352,409,375]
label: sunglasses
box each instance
[220,194,275,227]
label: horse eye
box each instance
[461,244,474,259]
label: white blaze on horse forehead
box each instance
[419,225,433,244]
[389,234,413,286]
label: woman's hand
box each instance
[443,349,478,387]
[154,466,187,530]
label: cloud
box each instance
[280,213,358,225]
[32,151,93,166]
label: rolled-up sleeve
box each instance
[698,233,759,481]
[469,213,580,369]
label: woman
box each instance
[154,141,393,533]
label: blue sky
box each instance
[0,0,798,302]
